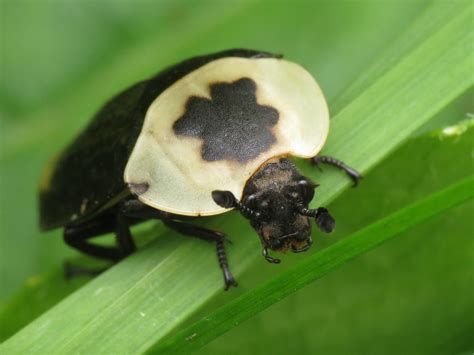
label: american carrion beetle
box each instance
[39,49,361,290]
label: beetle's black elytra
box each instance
[173,78,279,163]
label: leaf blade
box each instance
[1,2,472,353]
[151,175,474,354]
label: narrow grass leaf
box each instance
[330,0,464,114]
[1,2,472,354]
[151,175,474,354]
[197,122,474,354]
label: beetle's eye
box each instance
[244,194,258,208]
[283,185,301,201]
[298,179,316,204]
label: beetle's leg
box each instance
[163,220,237,290]
[120,200,237,289]
[115,210,136,257]
[64,214,121,262]
[310,156,363,187]
[64,210,136,263]
[120,199,172,220]
[64,211,136,278]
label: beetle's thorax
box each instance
[243,157,300,194]
[241,158,315,252]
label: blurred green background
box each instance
[0,0,472,353]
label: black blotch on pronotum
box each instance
[173,78,279,163]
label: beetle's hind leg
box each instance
[163,220,237,290]
[63,210,136,277]
[310,156,362,186]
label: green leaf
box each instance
[330,0,464,114]
[0,0,430,304]
[1,1,471,353]
[196,122,474,355]
[0,269,88,342]
[151,175,474,354]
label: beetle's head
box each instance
[211,159,335,263]
[245,179,319,253]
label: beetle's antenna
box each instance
[212,190,260,219]
[296,205,318,217]
[297,204,335,233]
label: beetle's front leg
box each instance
[162,220,237,290]
[310,156,362,186]
[121,199,237,289]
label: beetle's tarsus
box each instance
[63,261,106,280]
[216,238,238,290]
[164,220,237,289]
[223,268,238,290]
[311,156,362,187]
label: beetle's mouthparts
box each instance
[290,236,313,253]
[267,232,313,253]
[279,231,299,240]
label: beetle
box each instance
[39,49,361,290]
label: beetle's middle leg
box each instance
[64,212,136,261]
[162,220,237,290]
[64,209,136,277]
